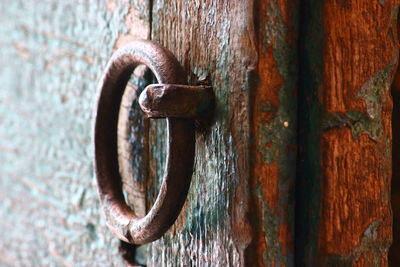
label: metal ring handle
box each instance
[94,40,194,244]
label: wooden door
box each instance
[296,1,398,266]
[0,1,399,266]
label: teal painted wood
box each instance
[0,1,149,266]
[0,0,298,266]
[132,1,258,266]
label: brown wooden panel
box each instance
[249,0,299,266]
[142,1,256,265]
[297,1,398,266]
[121,0,300,266]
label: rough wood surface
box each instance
[3,0,398,266]
[296,1,398,266]
[0,1,149,266]
[138,1,256,266]
[248,0,298,266]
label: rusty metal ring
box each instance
[94,40,194,244]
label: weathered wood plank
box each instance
[296,1,398,266]
[138,0,257,266]
[248,0,298,266]
[0,1,149,266]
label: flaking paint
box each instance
[0,1,148,266]
[250,0,298,266]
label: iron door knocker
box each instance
[94,40,213,244]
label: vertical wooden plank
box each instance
[0,0,150,265]
[143,1,257,266]
[297,1,398,266]
[249,0,298,266]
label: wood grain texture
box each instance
[129,0,258,266]
[296,1,399,266]
[0,1,149,266]
[4,0,398,266]
[248,0,298,266]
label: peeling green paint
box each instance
[0,1,141,266]
[143,1,249,265]
[296,1,394,265]
[317,65,394,145]
[254,186,288,266]
[320,66,394,158]
[256,1,297,265]
[358,66,392,121]
[321,111,383,141]
[356,65,393,146]
[322,220,385,266]
[258,96,295,168]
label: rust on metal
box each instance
[139,84,213,118]
[94,40,213,245]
